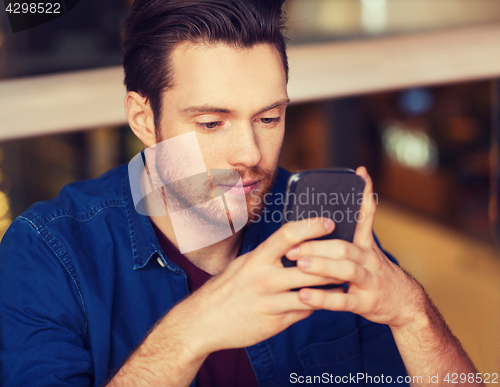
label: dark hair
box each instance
[122,0,288,138]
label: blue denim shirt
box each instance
[0,165,408,386]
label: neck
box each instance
[150,212,245,275]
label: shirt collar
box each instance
[122,165,287,271]
[122,169,167,271]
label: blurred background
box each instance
[1,0,500,375]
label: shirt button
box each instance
[157,257,166,268]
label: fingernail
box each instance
[300,290,311,301]
[287,246,299,257]
[358,167,369,180]
[298,257,311,269]
[323,218,334,232]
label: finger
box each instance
[256,217,334,262]
[276,266,344,292]
[298,288,361,312]
[281,310,315,328]
[285,239,367,266]
[268,291,319,313]
[353,166,376,247]
[296,257,371,285]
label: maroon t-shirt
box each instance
[153,225,259,387]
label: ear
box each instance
[125,91,157,147]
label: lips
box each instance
[218,179,260,195]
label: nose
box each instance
[226,121,263,169]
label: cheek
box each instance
[156,121,188,142]
[195,135,228,167]
[259,127,285,162]
[157,103,194,140]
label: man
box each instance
[0,0,481,386]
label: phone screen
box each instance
[281,168,365,268]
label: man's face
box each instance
[154,42,289,224]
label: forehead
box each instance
[164,42,288,111]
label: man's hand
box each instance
[110,216,337,386]
[284,166,424,328]
[285,166,483,386]
[174,216,341,354]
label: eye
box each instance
[259,117,280,126]
[197,121,223,130]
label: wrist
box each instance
[390,304,432,342]
[110,318,207,387]
[389,284,451,351]
[390,275,430,330]
[388,283,480,380]
[158,298,215,361]
[115,298,212,385]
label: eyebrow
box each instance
[180,98,291,115]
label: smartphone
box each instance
[281,169,366,284]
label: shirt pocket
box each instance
[297,329,361,374]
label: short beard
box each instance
[239,165,277,224]
[152,132,279,230]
